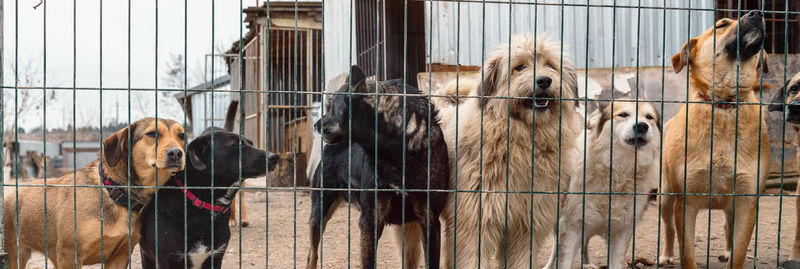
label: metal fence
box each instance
[1,0,800,268]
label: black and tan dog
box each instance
[3,118,185,268]
[768,72,800,260]
[139,101,277,268]
[307,66,449,269]
[659,10,770,269]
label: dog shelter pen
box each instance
[0,0,798,268]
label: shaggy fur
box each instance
[437,33,579,268]
[306,66,449,269]
[543,101,661,269]
[659,11,770,269]
[768,72,800,260]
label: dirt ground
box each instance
[11,187,800,268]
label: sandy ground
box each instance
[4,176,800,268]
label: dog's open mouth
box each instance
[625,137,648,148]
[533,93,550,111]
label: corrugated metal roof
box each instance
[324,0,716,79]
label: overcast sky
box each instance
[2,0,255,130]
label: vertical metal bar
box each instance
[0,0,5,262]
[776,0,791,266]
[71,0,79,266]
[293,1,300,268]
[775,1,800,267]
[606,1,618,266]
[183,0,189,267]
[237,0,244,267]
[578,0,589,267]
[265,2,273,267]
[98,0,105,266]
[125,0,133,267]
[42,0,50,267]
[654,1,668,268]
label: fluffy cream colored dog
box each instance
[436,33,579,268]
[544,100,661,269]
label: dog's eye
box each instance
[618,112,630,118]
[178,133,185,140]
[645,114,654,120]
[715,21,730,29]
[513,65,526,72]
[790,85,800,94]
[146,131,157,138]
[545,63,556,69]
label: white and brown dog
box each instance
[436,33,580,268]
[544,100,660,269]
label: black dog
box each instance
[139,101,278,268]
[306,66,450,269]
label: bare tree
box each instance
[3,60,57,132]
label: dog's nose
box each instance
[634,122,649,134]
[166,148,183,160]
[267,153,279,172]
[536,76,552,89]
[746,10,763,18]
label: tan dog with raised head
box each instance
[4,118,186,268]
[768,72,800,260]
[436,33,579,268]
[659,10,770,269]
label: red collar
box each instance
[698,93,736,109]
[175,179,231,214]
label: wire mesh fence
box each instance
[0,0,799,268]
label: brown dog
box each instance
[768,72,800,260]
[3,118,186,268]
[659,10,770,269]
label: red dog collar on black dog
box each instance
[175,179,231,214]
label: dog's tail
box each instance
[223,100,239,132]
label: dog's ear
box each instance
[103,121,138,168]
[348,65,369,93]
[759,51,769,73]
[671,38,698,73]
[768,83,787,112]
[187,141,208,171]
[653,107,662,133]
[479,54,503,110]
[587,103,609,132]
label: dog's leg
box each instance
[718,209,734,262]
[306,192,340,269]
[439,203,454,269]
[674,197,699,269]
[727,197,758,269]
[358,199,384,269]
[792,187,800,260]
[421,217,442,269]
[543,234,558,269]
[105,249,133,269]
[229,197,238,227]
[239,182,249,227]
[608,224,634,269]
[658,193,676,265]
[393,223,423,269]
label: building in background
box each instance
[175,75,233,138]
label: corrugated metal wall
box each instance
[325,0,716,78]
[190,91,233,137]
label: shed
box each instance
[61,141,101,171]
[175,75,233,138]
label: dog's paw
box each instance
[658,256,676,266]
[583,263,600,269]
[241,221,249,227]
[717,251,730,262]
[229,219,238,227]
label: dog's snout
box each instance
[634,122,649,134]
[536,76,552,89]
[166,148,183,160]
[746,10,763,18]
